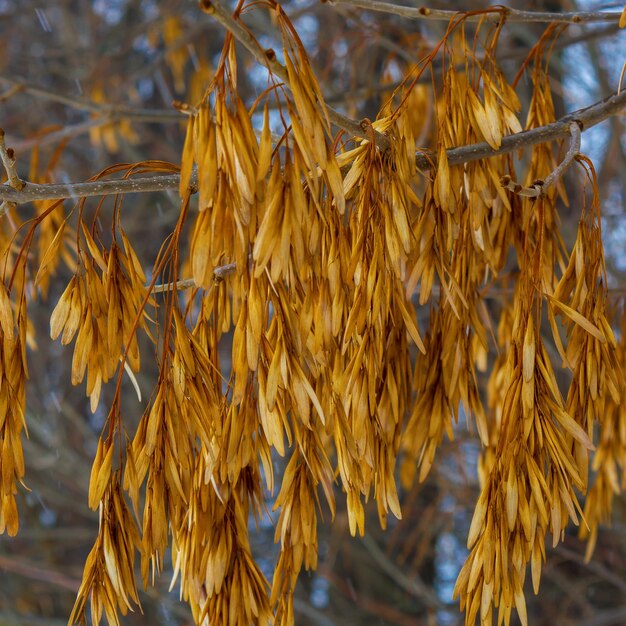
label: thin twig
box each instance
[555,545,626,594]
[6,118,283,154]
[573,607,626,626]
[500,121,581,197]
[330,0,625,24]
[0,90,624,205]
[360,534,442,609]
[153,280,626,301]
[541,121,581,188]
[0,553,80,593]
[318,23,621,109]
[203,0,392,151]
[10,119,110,153]
[0,76,183,123]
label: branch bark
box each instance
[0,174,185,203]
[330,0,625,24]
[1,90,624,205]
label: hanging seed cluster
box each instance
[0,4,624,626]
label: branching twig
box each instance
[500,121,582,197]
[202,0,392,151]
[330,0,625,24]
[0,90,624,205]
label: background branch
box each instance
[0,76,183,124]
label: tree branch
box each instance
[9,119,111,153]
[330,0,625,24]
[0,173,185,203]
[0,76,183,123]
[1,90,624,205]
[417,89,626,170]
[201,0,392,151]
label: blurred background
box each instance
[0,1,625,625]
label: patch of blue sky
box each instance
[435,531,467,608]
[310,574,330,609]
[602,218,626,277]
[92,0,127,26]
[293,14,319,51]
[562,1,626,276]
[384,58,405,85]
[562,39,605,164]
[248,62,274,94]
[142,0,159,21]
[561,1,626,166]
[132,33,153,54]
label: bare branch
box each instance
[573,607,626,626]
[1,90,624,205]
[0,76,183,124]
[10,120,111,153]
[330,0,625,24]
[0,173,185,203]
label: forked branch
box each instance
[500,121,582,197]
[200,0,392,151]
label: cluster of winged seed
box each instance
[0,6,623,626]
